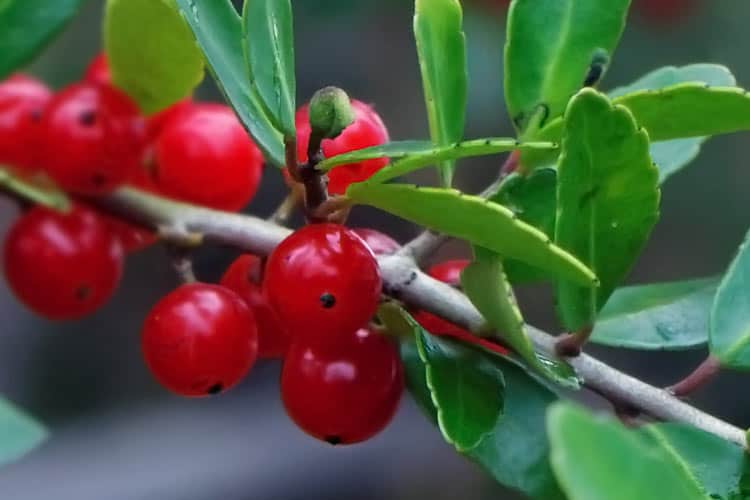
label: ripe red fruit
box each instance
[220,254,290,358]
[146,98,192,140]
[153,103,264,211]
[427,259,469,287]
[99,213,156,253]
[83,53,112,87]
[0,74,52,171]
[42,82,146,194]
[142,283,258,397]
[281,327,403,444]
[296,99,389,195]
[264,224,382,340]
[352,228,400,255]
[3,206,124,320]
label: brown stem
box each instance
[165,244,197,284]
[667,355,722,398]
[555,326,594,357]
[499,150,520,178]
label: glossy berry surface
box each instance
[264,224,382,340]
[0,74,52,171]
[142,283,258,397]
[427,259,469,287]
[3,206,124,320]
[83,53,112,87]
[352,228,400,255]
[154,103,264,211]
[146,98,192,140]
[99,213,156,253]
[220,254,290,358]
[42,82,145,194]
[281,327,403,444]
[296,99,389,195]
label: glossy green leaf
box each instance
[346,182,597,286]
[0,397,47,467]
[504,0,630,135]
[548,403,709,500]
[318,141,433,171]
[521,64,739,178]
[414,0,467,186]
[0,167,70,211]
[400,325,563,498]
[555,89,660,331]
[242,0,296,138]
[174,0,285,166]
[0,0,84,79]
[462,247,578,388]
[105,0,204,114]
[491,168,557,284]
[710,229,750,369]
[641,424,750,499]
[591,278,717,350]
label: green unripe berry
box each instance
[308,86,355,140]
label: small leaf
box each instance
[242,0,296,138]
[105,0,205,114]
[548,403,709,500]
[0,0,84,79]
[641,424,750,499]
[462,247,579,388]
[399,318,564,499]
[0,397,48,467]
[174,0,285,166]
[555,89,660,331]
[318,140,435,171]
[607,64,736,99]
[491,168,557,284]
[591,278,717,350]
[414,0,467,186]
[504,0,630,135]
[710,228,750,369]
[346,182,597,286]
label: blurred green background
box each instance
[1,0,749,499]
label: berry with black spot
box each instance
[41,82,146,194]
[220,254,290,358]
[141,283,258,397]
[153,103,264,211]
[295,99,389,195]
[352,228,400,255]
[0,74,52,171]
[264,224,382,341]
[281,327,403,444]
[3,205,124,320]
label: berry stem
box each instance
[667,355,722,398]
[166,243,197,284]
[268,183,303,226]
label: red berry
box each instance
[83,53,112,87]
[427,259,469,287]
[154,103,264,211]
[264,224,382,340]
[99,213,156,253]
[296,99,389,195]
[352,228,400,255]
[42,82,146,194]
[636,0,694,23]
[413,310,470,338]
[146,98,192,141]
[142,283,258,397]
[3,205,124,320]
[0,74,52,171]
[281,327,403,444]
[220,254,290,358]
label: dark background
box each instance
[1,0,749,499]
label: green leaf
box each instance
[0,397,47,467]
[346,182,597,286]
[548,403,709,500]
[0,167,70,211]
[399,322,563,498]
[591,278,717,350]
[504,0,630,135]
[520,64,739,178]
[242,0,296,138]
[174,0,285,166]
[491,168,557,284]
[322,138,557,184]
[414,0,467,186]
[462,247,579,388]
[105,0,205,114]
[0,0,84,79]
[710,228,750,369]
[555,89,660,331]
[641,424,750,499]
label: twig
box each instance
[165,244,197,284]
[268,183,303,226]
[667,355,722,398]
[555,327,593,357]
[399,230,449,264]
[96,187,747,449]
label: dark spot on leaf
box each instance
[325,435,342,445]
[579,186,600,208]
[207,383,223,395]
[320,293,336,309]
